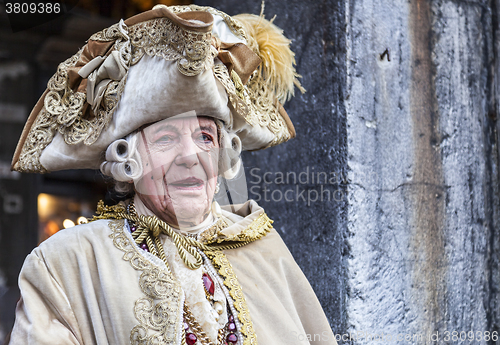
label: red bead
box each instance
[226,333,238,343]
[202,273,214,295]
[140,243,149,251]
[228,322,236,332]
[186,333,197,345]
[228,315,234,322]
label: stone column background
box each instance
[198,0,499,343]
[346,0,499,342]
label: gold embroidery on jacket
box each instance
[202,212,273,245]
[108,220,184,345]
[206,250,258,345]
[103,207,273,345]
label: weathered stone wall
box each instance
[346,0,499,342]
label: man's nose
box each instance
[174,137,200,168]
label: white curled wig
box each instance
[100,119,242,194]
[100,132,143,194]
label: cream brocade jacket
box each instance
[10,201,336,345]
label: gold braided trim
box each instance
[99,203,271,345]
[108,219,184,345]
[89,201,272,270]
[206,251,258,345]
[197,217,229,244]
[203,213,273,245]
[183,303,226,345]
[103,205,268,345]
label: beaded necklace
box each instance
[126,202,242,345]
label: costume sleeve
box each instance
[9,250,81,345]
[282,255,337,345]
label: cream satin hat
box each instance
[11,5,304,173]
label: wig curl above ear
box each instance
[100,133,142,194]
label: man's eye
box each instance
[199,133,214,143]
[155,135,174,143]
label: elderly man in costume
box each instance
[8,5,336,345]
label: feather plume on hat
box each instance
[234,11,305,104]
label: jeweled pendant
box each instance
[186,333,197,345]
[226,333,238,343]
[202,273,215,295]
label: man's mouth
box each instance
[169,177,204,189]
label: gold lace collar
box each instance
[88,200,273,270]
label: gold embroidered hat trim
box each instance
[12,4,303,173]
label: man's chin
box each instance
[172,202,210,221]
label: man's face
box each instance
[134,115,219,227]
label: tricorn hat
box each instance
[11,4,304,173]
